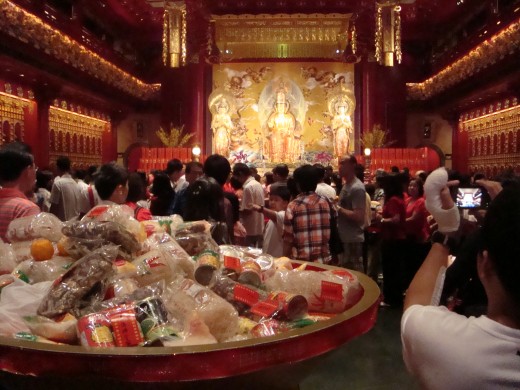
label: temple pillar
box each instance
[32,85,60,169]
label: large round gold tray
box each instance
[0,262,380,389]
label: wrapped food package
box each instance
[0,279,53,336]
[62,221,140,257]
[0,242,18,274]
[141,233,195,280]
[161,313,217,347]
[13,256,74,284]
[174,220,211,236]
[265,268,362,314]
[37,245,118,318]
[149,215,184,236]
[175,233,219,258]
[162,277,239,342]
[6,213,63,243]
[131,249,176,287]
[23,313,77,344]
[81,205,142,241]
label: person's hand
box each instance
[251,204,263,212]
[475,179,503,201]
[424,168,460,233]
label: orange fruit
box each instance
[31,238,55,261]
[56,237,69,256]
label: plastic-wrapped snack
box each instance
[150,215,184,236]
[265,268,361,314]
[13,256,74,284]
[141,233,195,280]
[37,245,118,318]
[14,332,62,344]
[211,274,307,321]
[132,249,176,287]
[81,205,141,241]
[161,313,217,347]
[6,213,63,243]
[135,297,180,345]
[174,232,219,258]
[0,242,18,274]
[23,313,77,344]
[63,220,140,256]
[175,220,211,236]
[11,241,34,263]
[104,304,146,347]
[163,277,239,342]
[104,278,140,300]
[194,250,220,286]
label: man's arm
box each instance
[252,204,277,223]
[338,188,366,224]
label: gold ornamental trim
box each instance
[212,13,351,60]
[0,0,161,100]
[407,18,520,100]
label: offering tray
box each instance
[0,261,380,389]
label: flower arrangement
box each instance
[156,124,193,147]
[361,124,394,149]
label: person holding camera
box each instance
[401,168,520,389]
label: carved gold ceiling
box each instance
[212,13,351,60]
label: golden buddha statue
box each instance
[210,96,235,157]
[329,92,355,159]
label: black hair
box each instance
[126,172,147,203]
[313,164,325,181]
[185,161,203,174]
[86,165,98,184]
[417,171,427,183]
[56,156,71,172]
[390,166,399,173]
[229,176,243,191]
[74,169,87,181]
[270,185,291,202]
[232,162,250,177]
[480,188,520,305]
[264,172,274,186]
[354,163,365,182]
[293,164,319,193]
[94,163,129,200]
[382,173,404,200]
[204,154,231,186]
[332,173,343,195]
[183,176,225,222]
[151,173,174,199]
[286,177,300,200]
[340,154,357,166]
[36,170,53,190]
[0,142,33,182]
[166,159,183,175]
[272,164,289,179]
[365,183,376,199]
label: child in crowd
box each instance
[252,185,290,257]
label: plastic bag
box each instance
[81,205,142,240]
[0,242,18,274]
[13,256,74,284]
[162,276,239,342]
[23,314,77,344]
[265,268,361,314]
[62,220,140,256]
[175,232,219,258]
[6,213,63,243]
[0,279,52,336]
[37,245,118,318]
[10,241,32,263]
[131,249,177,287]
[141,233,195,280]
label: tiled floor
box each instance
[301,306,420,390]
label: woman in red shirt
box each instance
[379,174,407,307]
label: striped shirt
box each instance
[0,188,40,242]
[283,192,331,263]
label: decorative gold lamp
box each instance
[375,1,402,66]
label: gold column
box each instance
[163,1,187,68]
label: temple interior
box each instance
[0,0,518,174]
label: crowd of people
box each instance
[1,140,520,387]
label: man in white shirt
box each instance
[49,156,83,221]
[232,163,265,248]
[401,169,520,389]
[166,159,187,193]
[314,163,336,201]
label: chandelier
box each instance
[374,1,402,66]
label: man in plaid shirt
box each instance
[283,164,332,263]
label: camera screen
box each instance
[456,188,483,208]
